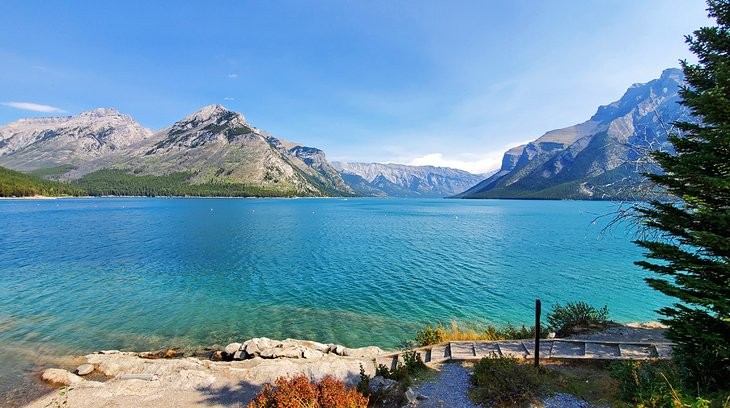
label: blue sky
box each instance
[0,1,711,173]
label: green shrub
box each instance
[546,301,609,337]
[470,357,545,407]
[609,360,723,408]
[415,323,446,346]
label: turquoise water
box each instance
[0,198,668,400]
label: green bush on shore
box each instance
[470,357,545,407]
[546,301,610,337]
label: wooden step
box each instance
[474,342,500,358]
[551,340,586,358]
[619,344,656,359]
[497,341,529,358]
[521,340,554,359]
[585,342,621,358]
[450,342,476,359]
[429,344,451,363]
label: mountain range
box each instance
[457,68,689,199]
[332,161,485,197]
[0,105,482,197]
[0,68,687,199]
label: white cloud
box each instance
[1,102,65,113]
[227,73,238,79]
[223,97,235,101]
[407,141,529,174]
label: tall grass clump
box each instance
[415,320,546,347]
[609,360,729,408]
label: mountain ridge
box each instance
[0,105,355,197]
[332,161,484,197]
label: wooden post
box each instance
[535,299,541,368]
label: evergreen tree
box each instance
[634,0,730,391]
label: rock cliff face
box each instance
[458,68,690,199]
[332,161,484,197]
[0,108,152,171]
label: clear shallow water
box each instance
[0,198,669,400]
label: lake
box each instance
[0,197,668,403]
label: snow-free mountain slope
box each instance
[458,68,689,199]
[0,108,152,171]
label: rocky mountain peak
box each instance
[78,108,121,118]
[591,68,684,123]
[185,104,243,123]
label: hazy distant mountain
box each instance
[332,161,484,197]
[0,108,152,171]
[0,105,355,197]
[457,68,690,200]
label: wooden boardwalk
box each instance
[375,339,673,369]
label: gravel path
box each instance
[410,363,480,408]
[410,362,595,408]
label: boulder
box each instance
[242,337,277,357]
[41,368,84,386]
[224,342,242,355]
[342,346,384,358]
[211,351,225,361]
[367,376,396,393]
[302,348,325,360]
[76,364,94,376]
[296,340,331,353]
[272,346,303,359]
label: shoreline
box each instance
[11,322,667,407]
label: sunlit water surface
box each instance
[0,198,668,403]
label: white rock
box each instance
[41,368,84,386]
[242,337,277,357]
[76,364,94,376]
[342,346,384,358]
[302,348,325,360]
[405,387,418,403]
[224,343,242,355]
[272,346,303,359]
[367,376,396,393]
[296,340,331,353]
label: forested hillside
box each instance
[0,166,86,197]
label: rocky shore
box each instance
[28,338,386,408]
[26,323,669,407]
